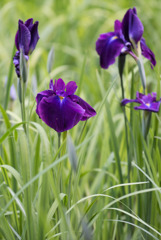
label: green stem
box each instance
[20,78,27,133]
[137,58,146,94]
[58,132,61,158]
[120,72,132,209]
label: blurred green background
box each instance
[0,1,161,239]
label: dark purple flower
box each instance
[13,18,39,77]
[36,78,96,132]
[121,92,161,112]
[15,18,39,55]
[96,7,156,69]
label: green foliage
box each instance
[0,0,161,239]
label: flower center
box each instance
[59,96,64,100]
[146,103,151,107]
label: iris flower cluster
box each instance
[13,18,96,133]
[96,7,160,113]
[96,7,156,69]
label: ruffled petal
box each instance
[37,96,85,132]
[18,21,31,54]
[70,95,96,120]
[140,38,156,68]
[29,21,40,53]
[122,8,144,44]
[36,90,54,116]
[96,32,125,69]
[66,81,78,95]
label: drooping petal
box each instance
[122,8,144,44]
[121,98,140,106]
[36,90,54,115]
[29,21,40,53]
[66,81,78,95]
[70,95,96,120]
[134,102,161,112]
[140,38,156,68]
[18,21,31,54]
[96,32,125,69]
[37,95,85,132]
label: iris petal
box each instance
[121,98,139,106]
[36,90,54,116]
[18,21,31,55]
[53,78,66,93]
[66,81,78,95]
[70,95,96,120]
[140,38,156,68]
[96,33,124,69]
[122,8,144,44]
[38,96,85,132]
[134,102,160,112]
[25,18,33,29]
[29,21,40,53]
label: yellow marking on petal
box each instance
[113,36,118,40]
[59,96,64,100]
[146,103,150,107]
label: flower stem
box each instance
[57,132,62,192]
[119,71,132,207]
[58,132,61,158]
[18,78,27,133]
[137,57,147,137]
[136,58,146,94]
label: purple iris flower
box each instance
[13,18,40,77]
[121,92,161,112]
[36,78,96,132]
[96,7,156,69]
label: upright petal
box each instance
[114,20,122,34]
[96,32,125,69]
[53,78,66,94]
[140,38,156,68]
[122,8,144,44]
[25,18,33,29]
[18,21,31,54]
[49,79,54,90]
[66,81,78,95]
[37,96,85,132]
[29,21,40,53]
[70,95,96,120]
